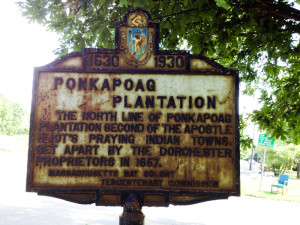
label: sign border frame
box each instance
[26,8,240,207]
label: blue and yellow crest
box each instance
[127,28,147,60]
[120,11,153,65]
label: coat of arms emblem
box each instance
[120,10,153,65]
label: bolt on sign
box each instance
[27,8,240,206]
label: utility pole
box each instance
[249,124,255,170]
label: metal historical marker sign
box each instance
[27,8,240,209]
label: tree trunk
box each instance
[297,163,300,179]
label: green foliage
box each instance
[253,145,267,162]
[252,67,300,143]
[214,0,230,9]
[239,114,253,158]
[266,148,289,175]
[17,0,300,142]
[264,140,300,175]
[0,94,29,135]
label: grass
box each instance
[241,170,300,203]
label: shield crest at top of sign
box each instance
[127,13,148,59]
[120,10,153,65]
[127,28,147,59]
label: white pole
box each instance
[260,147,267,190]
[249,123,255,170]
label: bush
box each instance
[0,94,29,135]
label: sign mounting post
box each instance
[26,8,240,223]
[258,134,274,190]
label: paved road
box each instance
[1,152,299,225]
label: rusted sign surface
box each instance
[27,8,240,206]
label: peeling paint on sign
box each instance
[26,8,240,207]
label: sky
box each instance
[0,1,260,141]
[0,1,59,111]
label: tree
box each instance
[264,140,300,175]
[239,114,253,158]
[0,94,29,135]
[17,0,300,142]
